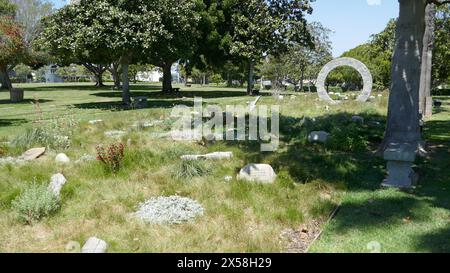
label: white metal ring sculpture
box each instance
[316,57,373,104]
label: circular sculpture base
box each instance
[316,57,373,104]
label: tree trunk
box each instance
[247,60,254,95]
[0,66,12,91]
[419,3,436,118]
[121,55,131,105]
[227,72,232,87]
[83,63,106,87]
[95,73,104,87]
[109,62,121,90]
[162,62,173,92]
[381,0,426,151]
[300,67,305,92]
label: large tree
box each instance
[0,15,26,91]
[146,0,201,92]
[229,0,314,94]
[382,0,450,152]
[39,0,162,104]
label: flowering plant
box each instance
[96,143,125,173]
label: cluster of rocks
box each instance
[134,196,205,225]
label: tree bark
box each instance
[0,66,12,91]
[247,60,254,95]
[227,72,232,87]
[381,0,426,151]
[121,55,131,105]
[83,63,106,87]
[419,3,436,118]
[300,66,305,92]
[109,62,121,90]
[162,62,173,92]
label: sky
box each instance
[49,0,399,57]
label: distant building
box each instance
[136,68,163,82]
[136,63,182,83]
[45,64,63,83]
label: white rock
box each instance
[48,173,67,196]
[308,131,329,144]
[21,147,46,161]
[55,153,70,164]
[104,130,127,138]
[238,164,277,184]
[351,116,365,124]
[181,152,233,161]
[75,154,96,164]
[132,121,151,128]
[88,119,103,125]
[81,237,108,253]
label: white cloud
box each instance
[367,0,382,6]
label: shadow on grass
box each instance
[225,111,387,191]
[0,118,28,127]
[90,90,257,99]
[0,99,53,105]
[305,115,450,252]
[221,109,450,252]
[72,99,196,111]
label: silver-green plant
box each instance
[11,183,61,224]
[12,115,78,151]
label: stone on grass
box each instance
[55,153,70,164]
[75,154,97,164]
[134,196,204,225]
[351,116,365,124]
[132,120,155,129]
[21,147,46,161]
[308,131,329,144]
[224,176,233,182]
[81,237,108,253]
[180,152,233,161]
[104,130,127,138]
[382,143,418,189]
[237,164,277,184]
[48,173,67,196]
[88,119,103,125]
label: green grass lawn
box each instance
[0,82,448,253]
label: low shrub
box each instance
[173,160,212,179]
[11,183,60,224]
[326,124,369,152]
[12,116,77,150]
[96,143,125,173]
[0,142,8,157]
